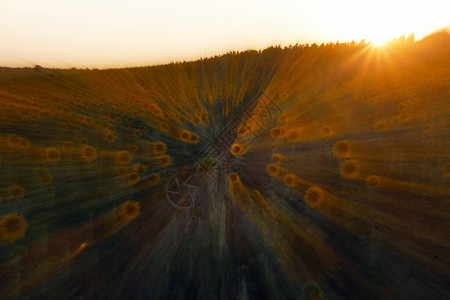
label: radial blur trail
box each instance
[0,32,449,300]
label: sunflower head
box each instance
[0,214,27,242]
[117,201,141,223]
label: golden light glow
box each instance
[0,0,448,68]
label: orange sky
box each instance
[0,0,448,68]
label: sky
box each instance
[0,0,448,68]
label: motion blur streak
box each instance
[0,32,449,299]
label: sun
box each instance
[366,27,397,47]
[314,0,429,49]
[370,35,390,46]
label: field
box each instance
[0,31,449,299]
